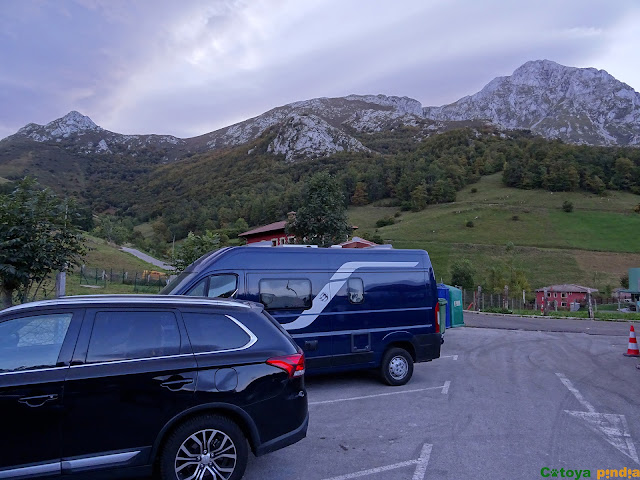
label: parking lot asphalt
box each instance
[142,321,640,480]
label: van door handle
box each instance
[304,340,318,351]
[160,378,193,390]
[18,394,58,407]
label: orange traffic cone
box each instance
[624,325,640,357]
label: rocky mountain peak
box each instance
[16,110,102,142]
[423,60,640,146]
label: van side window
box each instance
[347,278,365,304]
[186,274,237,298]
[86,311,180,363]
[259,279,312,310]
[207,275,237,298]
[182,313,250,353]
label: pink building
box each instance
[535,284,598,310]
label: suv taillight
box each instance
[267,353,305,378]
[434,302,440,333]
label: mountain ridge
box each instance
[2,59,640,165]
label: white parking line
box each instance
[556,372,639,464]
[441,380,451,395]
[319,443,432,480]
[555,373,595,413]
[440,355,459,360]
[309,383,451,406]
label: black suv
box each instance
[0,295,308,480]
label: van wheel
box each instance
[160,415,248,480]
[380,348,413,386]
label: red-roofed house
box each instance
[337,236,378,248]
[535,284,598,310]
[238,221,294,246]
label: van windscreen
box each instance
[159,270,199,295]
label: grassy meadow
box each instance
[349,173,640,291]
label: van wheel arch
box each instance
[384,341,416,362]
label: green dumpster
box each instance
[447,286,464,327]
[438,297,447,333]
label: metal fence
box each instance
[460,288,619,315]
[77,266,170,293]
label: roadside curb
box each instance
[463,310,634,323]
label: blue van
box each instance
[161,246,442,385]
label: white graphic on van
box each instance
[282,261,419,331]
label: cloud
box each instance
[0,0,638,140]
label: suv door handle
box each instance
[18,394,58,407]
[160,378,193,390]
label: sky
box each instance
[1,0,639,140]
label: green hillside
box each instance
[349,173,640,290]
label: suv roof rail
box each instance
[2,295,253,314]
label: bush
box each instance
[394,211,402,218]
[471,188,478,193]
[562,200,574,213]
[450,259,475,290]
[466,220,474,228]
[511,215,519,221]
[375,217,395,228]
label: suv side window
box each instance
[86,311,180,363]
[0,313,73,373]
[182,312,252,353]
[259,278,312,310]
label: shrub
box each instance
[375,217,395,228]
[394,211,402,218]
[511,215,519,221]
[562,200,574,213]
[466,220,474,228]
[471,188,478,193]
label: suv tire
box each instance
[380,347,413,386]
[160,415,248,480]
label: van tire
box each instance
[159,414,248,480]
[380,348,413,386]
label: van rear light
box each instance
[267,353,305,378]
[434,302,440,333]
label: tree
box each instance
[172,231,223,273]
[450,259,475,290]
[350,182,369,206]
[620,272,629,289]
[287,172,351,247]
[410,184,428,211]
[0,178,86,308]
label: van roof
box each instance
[187,246,430,273]
[1,295,254,315]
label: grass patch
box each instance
[348,173,640,290]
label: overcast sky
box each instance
[1,0,638,140]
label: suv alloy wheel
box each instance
[160,415,248,480]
